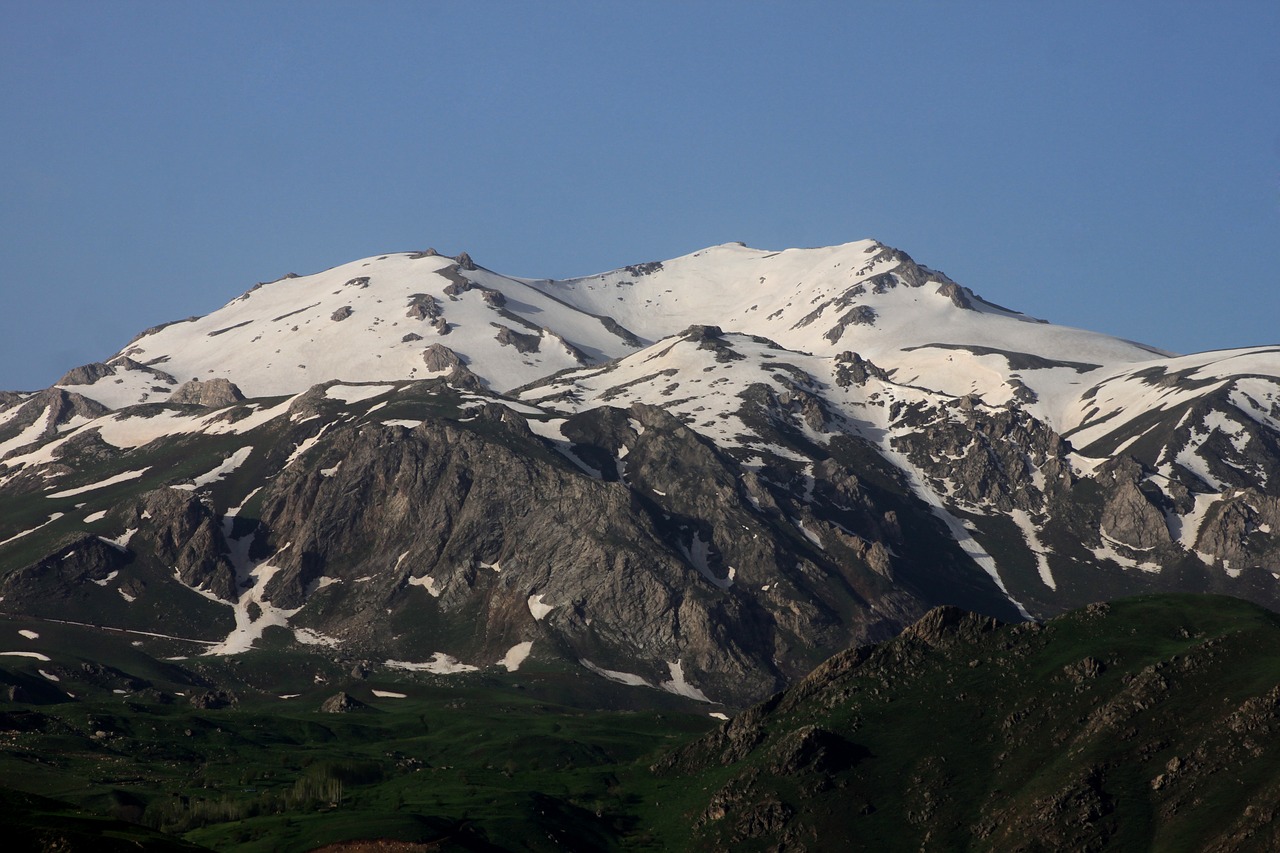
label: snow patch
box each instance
[47,468,150,498]
[325,384,395,403]
[186,446,254,489]
[499,641,534,672]
[384,653,478,674]
[527,594,554,620]
[18,630,38,640]
[372,689,407,698]
[294,627,341,647]
[0,651,51,661]
[580,659,650,687]
[660,660,711,702]
[1010,509,1055,590]
[407,574,442,597]
[0,513,64,548]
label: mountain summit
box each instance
[2,240,1278,706]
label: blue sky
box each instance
[2,1,1277,391]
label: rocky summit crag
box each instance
[2,239,1279,707]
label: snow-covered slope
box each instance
[47,240,1171,429]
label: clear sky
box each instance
[2,1,1277,391]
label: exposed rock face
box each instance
[405,293,442,321]
[455,251,476,271]
[824,306,878,343]
[891,399,1072,513]
[1100,479,1171,550]
[251,410,786,704]
[320,692,367,713]
[121,490,239,601]
[936,281,974,309]
[1195,491,1280,571]
[493,324,541,354]
[833,351,889,387]
[330,306,353,322]
[112,357,177,384]
[421,344,465,373]
[169,378,245,408]
[237,395,1004,706]
[57,362,116,386]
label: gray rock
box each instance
[320,692,368,713]
[493,324,541,354]
[57,362,116,386]
[169,378,245,408]
[331,306,353,322]
[405,293,442,321]
[422,344,465,372]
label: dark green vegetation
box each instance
[655,594,1280,852]
[0,612,717,852]
[6,594,1280,851]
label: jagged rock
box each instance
[331,306,353,322]
[189,690,236,709]
[900,605,1002,649]
[1194,491,1280,569]
[169,378,245,408]
[121,490,239,601]
[1099,479,1171,551]
[345,277,370,288]
[824,306,878,343]
[432,317,451,335]
[111,357,177,384]
[833,351,889,387]
[455,251,476,271]
[625,261,664,276]
[937,281,974,309]
[320,692,368,713]
[57,362,116,386]
[683,324,724,342]
[422,344,465,373]
[405,293,442,321]
[493,324,541,354]
[401,333,423,343]
[599,316,644,347]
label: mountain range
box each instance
[3,239,1278,708]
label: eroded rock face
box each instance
[1195,491,1280,571]
[119,489,238,601]
[1100,479,1171,550]
[891,400,1072,513]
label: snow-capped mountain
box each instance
[2,240,1278,707]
